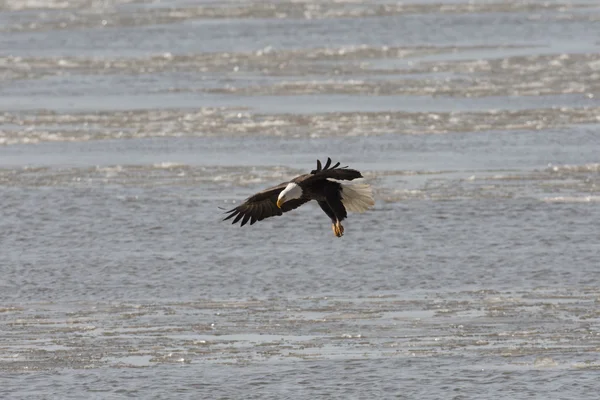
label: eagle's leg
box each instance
[320,201,344,238]
[334,220,344,237]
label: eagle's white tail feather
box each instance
[340,183,375,213]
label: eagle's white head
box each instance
[277,182,302,208]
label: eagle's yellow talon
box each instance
[332,221,344,237]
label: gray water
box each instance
[1,0,600,398]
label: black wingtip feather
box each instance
[226,212,239,223]
[232,212,244,224]
[240,214,251,227]
[223,209,237,221]
[311,157,349,174]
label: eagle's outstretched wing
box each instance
[223,182,309,226]
[308,157,363,181]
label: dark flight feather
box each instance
[310,157,346,175]
[305,157,361,182]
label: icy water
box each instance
[1,0,600,398]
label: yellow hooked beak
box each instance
[276,197,285,208]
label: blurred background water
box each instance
[1,0,599,398]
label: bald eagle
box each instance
[223,158,374,237]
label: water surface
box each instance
[1,0,600,398]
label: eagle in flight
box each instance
[224,158,374,237]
